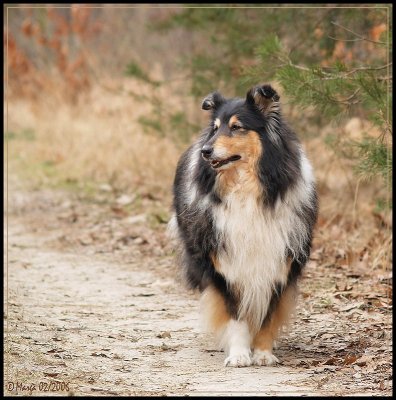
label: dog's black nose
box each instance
[201,145,213,157]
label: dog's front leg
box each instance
[222,319,252,367]
[201,286,252,367]
[252,283,297,366]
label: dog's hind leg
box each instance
[251,283,297,366]
[200,285,252,367]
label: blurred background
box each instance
[5,4,392,272]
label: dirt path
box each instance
[4,177,392,396]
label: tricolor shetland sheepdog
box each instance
[169,84,318,367]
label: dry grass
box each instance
[6,78,186,199]
[305,134,392,274]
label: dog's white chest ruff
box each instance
[212,191,291,332]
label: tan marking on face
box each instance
[201,285,230,333]
[213,130,262,166]
[228,115,241,128]
[252,284,297,351]
[214,118,221,129]
[213,130,263,198]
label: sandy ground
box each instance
[4,176,392,396]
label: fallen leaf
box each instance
[354,355,373,367]
[43,372,59,377]
[346,272,362,278]
[314,366,338,373]
[344,354,358,365]
[91,352,110,358]
[157,331,171,339]
[90,387,107,392]
[324,357,341,365]
[47,349,65,354]
[320,333,335,340]
[338,301,365,312]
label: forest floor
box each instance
[4,174,392,396]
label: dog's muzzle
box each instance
[201,145,241,169]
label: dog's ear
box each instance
[202,91,225,111]
[246,84,280,116]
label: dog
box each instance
[169,84,318,367]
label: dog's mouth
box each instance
[209,155,241,169]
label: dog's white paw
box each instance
[252,350,279,366]
[224,350,252,367]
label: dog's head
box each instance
[200,84,281,171]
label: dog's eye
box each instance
[230,125,241,131]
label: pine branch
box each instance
[338,88,361,105]
[342,63,392,75]
[330,21,387,45]
[285,60,392,81]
